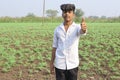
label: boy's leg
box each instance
[67,67,78,80]
[55,68,66,80]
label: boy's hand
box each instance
[50,63,55,74]
[81,17,87,33]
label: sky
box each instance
[0,0,120,17]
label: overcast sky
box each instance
[0,0,120,17]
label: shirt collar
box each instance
[60,22,76,29]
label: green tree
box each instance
[75,9,84,18]
[26,13,36,17]
[101,16,107,19]
[46,9,58,18]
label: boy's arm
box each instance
[50,47,56,74]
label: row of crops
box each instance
[0,23,120,80]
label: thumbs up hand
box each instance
[81,17,87,33]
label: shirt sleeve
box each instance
[52,28,58,48]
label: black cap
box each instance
[60,4,75,12]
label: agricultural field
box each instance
[0,22,120,80]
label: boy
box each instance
[50,4,87,80]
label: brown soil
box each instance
[0,65,56,80]
[0,65,102,80]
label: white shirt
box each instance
[52,22,86,70]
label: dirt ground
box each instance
[0,66,101,80]
[0,66,55,80]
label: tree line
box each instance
[0,9,120,23]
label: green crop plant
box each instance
[0,23,119,79]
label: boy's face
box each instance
[62,10,75,22]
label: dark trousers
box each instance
[55,67,78,80]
